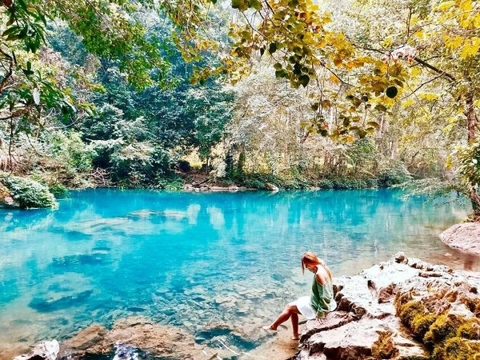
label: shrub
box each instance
[1,175,57,209]
[377,160,412,187]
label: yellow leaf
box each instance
[459,0,473,12]
[437,1,455,11]
[419,93,439,100]
[410,67,422,76]
[333,56,343,67]
[329,75,341,84]
[402,99,415,107]
[445,35,464,50]
[460,37,480,58]
[381,36,394,48]
[413,29,424,40]
[410,14,419,26]
[303,32,314,44]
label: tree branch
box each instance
[402,73,446,98]
[413,56,456,82]
[0,49,14,94]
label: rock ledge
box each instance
[292,253,480,360]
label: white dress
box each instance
[293,295,317,320]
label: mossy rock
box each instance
[460,296,480,316]
[432,337,480,360]
[424,313,466,346]
[1,175,57,209]
[457,318,480,340]
[398,300,436,339]
[372,331,399,359]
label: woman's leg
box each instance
[266,303,301,338]
[291,312,299,340]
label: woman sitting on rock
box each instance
[263,252,337,340]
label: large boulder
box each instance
[293,253,480,360]
[440,223,480,256]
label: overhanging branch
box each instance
[413,56,456,82]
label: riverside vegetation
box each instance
[0,0,480,215]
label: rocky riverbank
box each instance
[13,252,480,360]
[293,252,480,360]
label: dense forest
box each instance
[0,0,479,215]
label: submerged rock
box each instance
[294,253,480,360]
[59,317,239,359]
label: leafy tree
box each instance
[1,0,479,218]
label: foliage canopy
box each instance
[1,0,480,214]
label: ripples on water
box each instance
[0,189,476,357]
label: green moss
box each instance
[457,318,480,340]
[398,301,436,339]
[424,313,465,346]
[372,331,399,359]
[412,313,437,340]
[394,291,414,316]
[432,337,480,360]
[395,286,480,360]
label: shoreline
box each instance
[10,249,480,360]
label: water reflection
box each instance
[0,189,476,358]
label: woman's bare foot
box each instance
[262,325,278,332]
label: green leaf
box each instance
[248,0,261,10]
[275,69,287,78]
[298,74,310,87]
[232,0,248,11]
[293,63,302,75]
[2,25,21,37]
[269,42,277,54]
[386,86,398,98]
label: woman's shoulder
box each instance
[315,267,328,285]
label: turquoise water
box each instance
[0,189,474,357]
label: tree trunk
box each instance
[464,91,480,219]
[465,91,476,144]
[470,187,480,220]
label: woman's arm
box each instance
[315,266,327,285]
